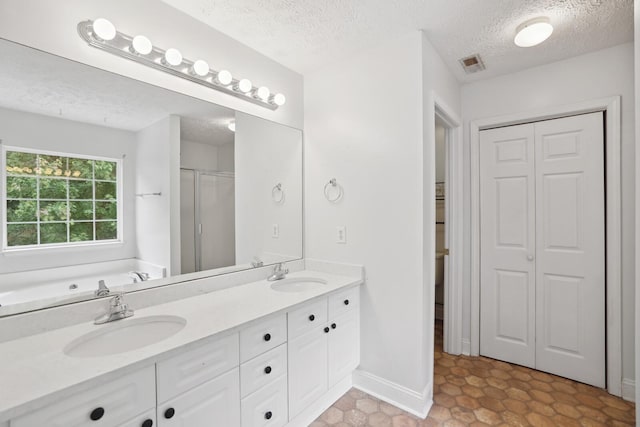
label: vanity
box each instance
[0,267,363,427]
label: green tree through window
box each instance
[4,149,120,248]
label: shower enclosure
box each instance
[180,168,236,274]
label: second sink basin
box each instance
[270,277,328,293]
[64,315,187,358]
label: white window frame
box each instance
[1,145,124,252]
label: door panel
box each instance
[534,112,605,387]
[180,170,196,274]
[480,124,536,368]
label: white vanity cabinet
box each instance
[10,365,156,427]
[287,286,360,419]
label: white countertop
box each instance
[0,269,363,422]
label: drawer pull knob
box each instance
[344,299,350,305]
[90,407,105,421]
[309,314,315,321]
[142,420,153,427]
[324,327,330,333]
[263,333,271,342]
[164,408,175,419]
[331,323,337,329]
[264,366,272,374]
[265,411,273,420]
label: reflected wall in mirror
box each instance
[0,39,303,316]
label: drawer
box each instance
[240,313,286,363]
[287,298,328,339]
[328,286,359,319]
[156,333,239,403]
[241,343,287,397]
[12,365,155,427]
[118,409,155,427]
[241,375,288,427]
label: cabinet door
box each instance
[11,366,156,427]
[117,409,155,427]
[241,375,288,427]
[328,311,359,388]
[240,314,287,363]
[158,368,240,427]
[287,327,328,418]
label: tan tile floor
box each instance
[311,320,635,426]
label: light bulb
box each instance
[272,93,286,106]
[131,35,152,55]
[92,18,116,41]
[216,70,233,85]
[255,86,270,101]
[228,121,236,132]
[163,48,183,66]
[514,17,553,47]
[235,78,252,93]
[191,60,210,77]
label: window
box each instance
[2,147,121,250]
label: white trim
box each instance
[469,96,623,396]
[622,378,636,402]
[433,93,464,356]
[285,375,352,427]
[353,369,432,418]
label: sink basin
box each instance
[270,277,328,293]
[64,315,186,358]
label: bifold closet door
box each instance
[480,123,536,368]
[480,112,605,388]
[534,112,605,387]
[180,170,197,274]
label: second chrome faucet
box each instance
[267,263,289,281]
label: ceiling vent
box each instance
[459,54,486,74]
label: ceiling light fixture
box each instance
[514,17,553,47]
[228,121,236,132]
[76,19,285,110]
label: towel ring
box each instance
[272,183,285,204]
[324,178,343,203]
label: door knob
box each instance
[527,255,534,261]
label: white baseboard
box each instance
[622,378,635,402]
[285,375,352,427]
[461,338,471,356]
[352,369,432,418]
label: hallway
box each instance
[311,321,635,426]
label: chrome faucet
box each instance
[251,257,264,268]
[128,271,150,283]
[95,293,134,325]
[95,279,110,297]
[267,263,289,281]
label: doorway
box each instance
[469,97,623,396]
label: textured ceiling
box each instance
[160,0,633,82]
[0,39,234,143]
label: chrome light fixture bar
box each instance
[77,19,286,110]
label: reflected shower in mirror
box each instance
[0,38,302,316]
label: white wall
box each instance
[0,107,136,274]
[135,115,180,275]
[180,140,218,171]
[235,113,303,265]
[0,0,303,129]
[461,43,636,384]
[305,31,461,412]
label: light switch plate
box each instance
[272,223,279,238]
[336,226,346,244]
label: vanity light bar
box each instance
[77,19,286,110]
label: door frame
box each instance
[469,96,622,395]
[433,95,464,355]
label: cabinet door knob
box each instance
[142,419,153,427]
[265,411,273,420]
[331,323,337,329]
[344,299,350,305]
[324,327,330,333]
[264,366,272,374]
[309,314,315,321]
[90,407,105,421]
[263,333,271,341]
[164,408,175,419]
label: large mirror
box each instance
[0,39,303,316]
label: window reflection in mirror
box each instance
[0,38,302,316]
